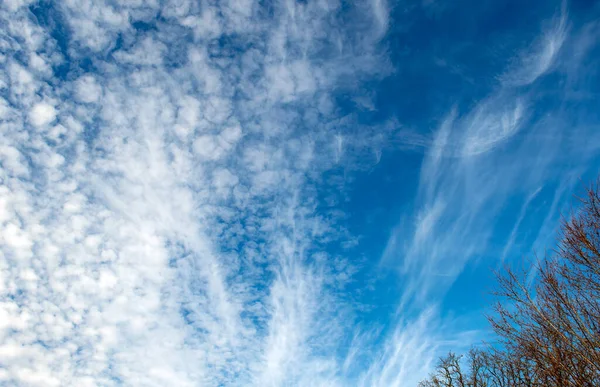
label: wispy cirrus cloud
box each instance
[376,0,600,382]
[357,305,484,387]
[502,1,568,87]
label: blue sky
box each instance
[0,0,599,385]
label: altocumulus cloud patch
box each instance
[1,0,600,386]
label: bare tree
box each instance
[418,347,542,387]
[418,352,467,387]
[490,180,600,386]
[418,179,600,387]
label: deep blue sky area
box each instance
[339,0,600,325]
[1,0,599,385]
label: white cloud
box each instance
[461,96,525,156]
[75,76,102,103]
[503,3,568,86]
[28,102,57,127]
[211,168,238,201]
[193,135,224,160]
